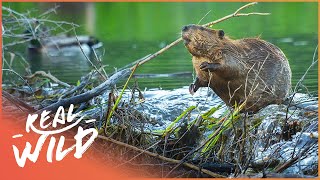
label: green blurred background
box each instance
[2,2,318,93]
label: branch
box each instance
[73,27,108,81]
[2,91,36,112]
[36,69,131,113]
[2,6,79,27]
[275,143,317,173]
[97,135,226,178]
[234,2,258,15]
[24,71,71,88]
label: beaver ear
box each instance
[218,30,224,39]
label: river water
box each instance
[2,2,318,94]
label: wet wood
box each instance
[37,69,131,113]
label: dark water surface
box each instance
[3,2,318,93]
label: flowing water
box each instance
[2,2,318,94]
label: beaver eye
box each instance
[218,30,224,39]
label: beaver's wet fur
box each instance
[182,25,292,113]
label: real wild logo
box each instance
[12,104,98,167]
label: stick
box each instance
[97,135,226,178]
[275,143,316,173]
[24,71,71,88]
[105,63,139,132]
[2,91,36,112]
[131,2,269,70]
[73,27,108,81]
[59,72,92,100]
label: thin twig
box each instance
[275,142,317,173]
[115,140,161,168]
[2,69,35,96]
[72,26,107,81]
[197,10,212,25]
[293,45,318,93]
[285,45,318,119]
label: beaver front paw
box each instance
[189,77,208,95]
[189,83,196,95]
[200,62,220,72]
[189,82,201,95]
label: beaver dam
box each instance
[2,3,318,178]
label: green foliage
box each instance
[200,105,222,125]
[161,105,196,137]
[201,101,246,154]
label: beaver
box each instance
[181,24,292,113]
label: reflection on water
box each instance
[3,2,318,93]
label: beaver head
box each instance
[182,24,225,60]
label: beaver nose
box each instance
[182,25,189,32]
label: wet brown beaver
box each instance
[182,25,292,113]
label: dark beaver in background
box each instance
[182,25,292,113]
